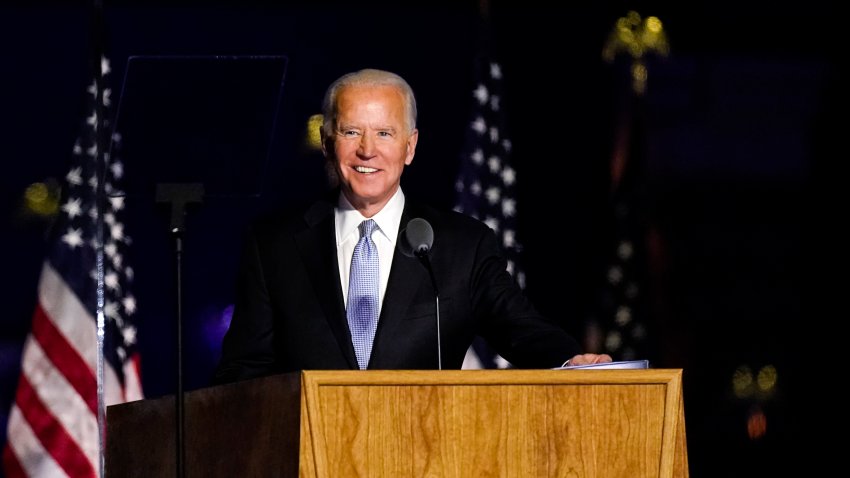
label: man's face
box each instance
[323,84,418,216]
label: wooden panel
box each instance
[301,370,685,478]
[107,373,302,478]
[673,396,689,478]
[108,369,686,477]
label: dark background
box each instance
[1,1,839,476]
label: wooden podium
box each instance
[107,370,688,477]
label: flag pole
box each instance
[89,0,109,477]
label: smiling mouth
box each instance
[354,166,379,173]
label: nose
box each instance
[357,133,376,159]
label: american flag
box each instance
[455,58,519,370]
[2,56,143,477]
[592,95,652,362]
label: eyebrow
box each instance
[336,124,398,133]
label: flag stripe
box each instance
[2,439,28,478]
[38,262,126,407]
[19,337,99,466]
[5,406,67,478]
[121,353,144,403]
[37,263,97,369]
[31,304,98,415]
[14,374,96,477]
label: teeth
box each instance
[355,166,378,173]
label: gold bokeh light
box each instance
[306,114,324,151]
[24,182,60,217]
[732,365,753,398]
[757,365,778,392]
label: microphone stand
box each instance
[155,182,204,478]
[416,251,441,370]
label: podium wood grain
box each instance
[107,370,687,478]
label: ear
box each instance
[404,129,419,166]
[320,128,330,157]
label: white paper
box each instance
[553,359,649,370]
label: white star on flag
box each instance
[104,271,120,291]
[109,195,125,210]
[122,295,137,315]
[111,160,124,179]
[66,166,83,185]
[501,166,516,186]
[490,62,502,79]
[62,198,83,218]
[455,57,523,371]
[471,148,484,165]
[485,186,501,204]
[62,228,84,248]
[473,84,489,104]
[123,325,137,345]
[487,156,501,174]
[101,56,111,76]
[471,116,486,134]
[501,198,516,217]
[503,229,516,248]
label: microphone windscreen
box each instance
[400,218,434,257]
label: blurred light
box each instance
[631,63,648,95]
[631,323,646,340]
[757,364,778,393]
[602,10,669,95]
[305,114,324,151]
[747,405,767,440]
[615,306,631,325]
[202,304,234,356]
[24,181,60,217]
[732,365,754,398]
[632,63,648,82]
[607,265,623,284]
[617,241,634,260]
[645,16,663,33]
[605,330,622,351]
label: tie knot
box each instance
[359,219,377,239]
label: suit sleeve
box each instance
[213,227,278,384]
[470,226,581,368]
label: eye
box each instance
[339,129,360,137]
[377,131,393,138]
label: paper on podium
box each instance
[554,359,649,370]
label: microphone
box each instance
[400,217,433,257]
[400,218,441,369]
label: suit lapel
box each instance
[370,205,429,366]
[294,201,358,369]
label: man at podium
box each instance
[214,69,610,383]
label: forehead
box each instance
[336,84,406,123]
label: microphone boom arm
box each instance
[415,251,441,370]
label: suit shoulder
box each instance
[248,198,333,240]
[409,202,492,237]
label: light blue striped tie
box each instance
[347,219,380,369]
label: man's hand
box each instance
[567,353,613,366]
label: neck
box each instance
[343,188,398,218]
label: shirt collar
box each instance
[335,188,405,245]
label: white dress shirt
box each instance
[335,188,405,314]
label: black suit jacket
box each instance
[214,197,580,383]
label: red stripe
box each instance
[14,374,96,478]
[31,303,98,414]
[131,352,142,378]
[123,353,143,401]
[2,443,27,478]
